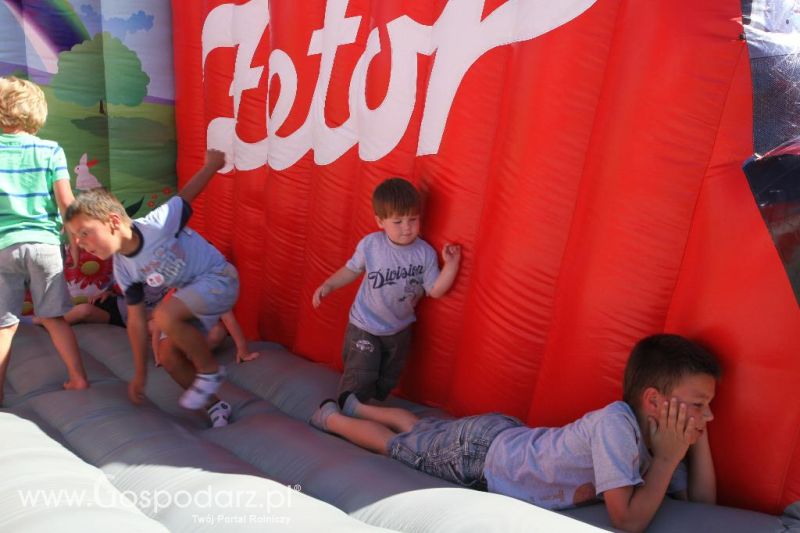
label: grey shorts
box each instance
[171,263,239,333]
[388,413,523,490]
[0,242,72,327]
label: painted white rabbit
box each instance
[74,153,103,190]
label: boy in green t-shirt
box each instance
[0,76,88,404]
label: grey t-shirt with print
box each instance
[346,231,439,336]
[114,196,229,301]
[483,401,688,510]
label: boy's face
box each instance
[65,213,122,260]
[376,212,420,246]
[655,373,716,436]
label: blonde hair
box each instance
[65,189,131,226]
[0,76,48,133]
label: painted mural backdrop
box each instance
[0,0,176,302]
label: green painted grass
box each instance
[39,85,177,217]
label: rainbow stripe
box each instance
[4,0,89,52]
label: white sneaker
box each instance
[179,366,226,410]
[208,400,232,428]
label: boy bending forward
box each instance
[310,334,719,532]
[65,150,237,426]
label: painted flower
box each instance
[64,248,113,290]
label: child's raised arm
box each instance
[312,266,361,308]
[428,243,461,298]
[178,149,226,204]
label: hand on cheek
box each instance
[649,398,695,463]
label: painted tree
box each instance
[51,32,150,114]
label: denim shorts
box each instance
[0,243,72,326]
[171,263,239,333]
[388,413,523,489]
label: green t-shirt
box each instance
[0,132,70,249]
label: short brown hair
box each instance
[372,178,421,219]
[0,76,48,133]
[623,334,721,410]
[65,189,131,226]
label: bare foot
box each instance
[63,378,89,391]
[236,351,261,364]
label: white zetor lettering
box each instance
[202,0,597,172]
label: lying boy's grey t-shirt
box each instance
[483,401,687,510]
[114,196,229,302]
[346,232,439,336]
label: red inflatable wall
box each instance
[172,0,800,514]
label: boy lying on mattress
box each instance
[310,334,719,533]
